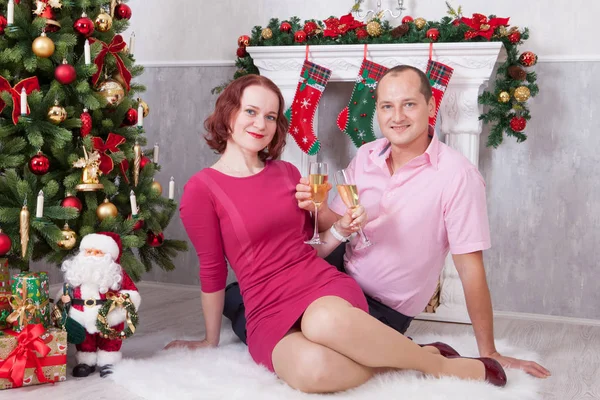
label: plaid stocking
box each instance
[426,59,454,128]
[336,59,388,147]
[285,60,332,155]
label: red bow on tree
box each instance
[0,324,50,388]
[92,133,127,175]
[0,77,40,125]
[89,35,132,91]
[460,13,509,40]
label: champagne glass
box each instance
[305,162,329,245]
[335,169,372,248]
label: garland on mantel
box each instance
[220,4,538,148]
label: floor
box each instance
[5,282,600,400]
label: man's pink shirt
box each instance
[330,134,491,317]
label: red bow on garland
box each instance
[0,77,40,125]
[0,324,51,388]
[89,35,132,91]
[461,13,509,40]
[323,13,365,38]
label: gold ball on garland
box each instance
[137,98,150,117]
[95,11,113,32]
[513,86,531,102]
[96,198,118,221]
[498,91,511,103]
[366,20,382,37]
[32,32,55,58]
[96,79,125,106]
[414,18,427,30]
[519,51,537,67]
[151,180,163,195]
[58,223,77,250]
[47,102,67,124]
[261,27,273,40]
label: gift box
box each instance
[0,259,10,330]
[0,324,67,389]
[8,272,51,332]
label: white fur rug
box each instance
[110,330,543,400]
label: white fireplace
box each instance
[247,42,506,323]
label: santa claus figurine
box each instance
[59,232,141,378]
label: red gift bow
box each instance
[0,324,51,388]
[0,76,41,125]
[460,13,509,40]
[89,35,132,91]
[92,133,126,175]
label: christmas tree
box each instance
[0,0,187,279]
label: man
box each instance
[59,232,141,378]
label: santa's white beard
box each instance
[61,253,123,293]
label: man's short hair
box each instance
[375,65,433,102]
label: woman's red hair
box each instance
[204,75,288,161]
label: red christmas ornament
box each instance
[0,15,7,35]
[401,16,414,24]
[55,61,77,84]
[426,28,439,41]
[127,214,144,231]
[114,3,132,20]
[61,194,83,213]
[29,151,50,175]
[356,28,368,40]
[236,46,248,58]
[519,51,537,67]
[146,231,164,247]
[140,156,152,169]
[74,14,95,37]
[122,108,137,126]
[303,21,318,36]
[280,21,292,33]
[294,30,307,43]
[0,230,11,256]
[510,116,527,132]
[80,109,92,137]
[508,31,521,44]
[237,35,250,47]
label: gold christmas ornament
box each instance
[366,20,382,37]
[58,223,77,250]
[261,27,273,40]
[498,91,511,103]
[414,17,427,30]
[97,198,118,221]
[74,146,104,191]
[133,141,142,187]
[32,32,55,58]
[47,101,67,124]
[151,180,163,195]
[137,98,149,117]
[96,79,125,106]
[95,11,113,32]
[20,203,30,259]
[514,86,531,102]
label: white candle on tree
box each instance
[20,88,27,115]
[7,0,14,25]
[168,177,175,200]
[84,39,91,65]
[153,143,159,163]
[137,104,143,127]
[129,32,136,55]
[130,190,138,217]
[36,190,44,218]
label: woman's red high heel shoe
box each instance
[419,342,460,358]
[448,356,508,387]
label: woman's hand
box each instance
[336,205,367,237]
[295,177,332,213]
[163,339,216,351]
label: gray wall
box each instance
[135,63,599,321]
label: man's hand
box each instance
[487,351,551,378]
[336,206,367,237]
[295,177,332,213]
[163,339,216,351]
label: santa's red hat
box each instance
[79,232,122,263]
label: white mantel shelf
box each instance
[248,42,506,325]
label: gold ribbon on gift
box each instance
[6,282,49,328]
[105,292,136,336]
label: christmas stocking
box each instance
[336,59,388,147]
[426,58,454,128]
[285,60,332,155]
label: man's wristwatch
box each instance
[330,223,352,242]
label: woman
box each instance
[165,75,507,393]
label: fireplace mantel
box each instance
[247,42,506,323]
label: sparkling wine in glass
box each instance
[305,162,328,245]
[335,169,372,248]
